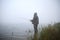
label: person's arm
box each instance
[30,20,33,22]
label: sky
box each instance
[1,0,60,24]
[0,0,60,35]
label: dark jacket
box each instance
[31,14,39,25]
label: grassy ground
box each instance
[39,22,60,40]
[29,22,60,40]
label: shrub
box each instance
[39,23,60,40]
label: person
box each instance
[30,12,39,33]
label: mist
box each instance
[0,0,60,38]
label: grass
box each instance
[28,22,60,40]
[39,22,60,40]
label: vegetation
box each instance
[27,22,60,40]
[39,22,60,40]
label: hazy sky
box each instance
[1,0,60,24]
[0,0,60,35]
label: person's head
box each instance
[34,12,37,17]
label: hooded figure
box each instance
[31,12,39,33]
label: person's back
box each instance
[31,13,39,25]
[33,13,39,25]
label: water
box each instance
[0,23,34,40]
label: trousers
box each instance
[34,24,38,33]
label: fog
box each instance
[0,0,60,35]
